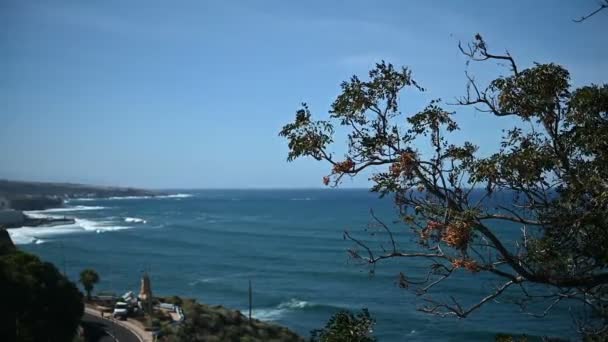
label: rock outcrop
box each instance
[159,297,304,342]
[0,229,16,254]
[0,179,165,211]
[7,197,63,211]
[0,179,162,199]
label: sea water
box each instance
[10,189,576,341]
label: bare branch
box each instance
[574,1,608,22]
[420,279,519,318]
[478,213,542,226]
[418,268,454,294]
[369,209,397,253]
[458,35,519,75]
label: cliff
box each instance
[0,229,16,254]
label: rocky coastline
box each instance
[157,296,304,341]
[0,179,164,229]
[1,179,164,210]
[2,215,76,229]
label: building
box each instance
[139,272,153,314]
[139,273,153,301]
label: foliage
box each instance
[280,35,608,338]
[310,309,376,342]
[0,249,84,341]
[79,268,100,300]
[164,295,184,306]
[495,334,528,342]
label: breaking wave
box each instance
[107,194,193,200]
[7,215,131,245]
[188,272,258,286]
[251,298,334,321]
[67,194,193,202]
[124,217,147,224]
[29,205,106,213]
[163,194,193,198]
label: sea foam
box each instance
[67,193,193,202]
[107,194,193,200]
[124,217,147,224]
[251,298,314,321]
[30,205,106,213]
[7,214,131,245]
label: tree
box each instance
[79,268,100,301]
[280,35,608,339]
[310,309,376,342]
[0,249,84,341]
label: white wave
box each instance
[68,193,193,202]
[163,194,193,198]
[107,196,152,200]
[7,218,131,245]
[75,218,130,232]
[188,277,219,286]
[278,299,310,309]
[107,193,193,200]
[24,211,62,219]
[289,197,313,201]
[7,230,37,245]
[124,217,146,224]
[189,272,258,286]
[66,198,96,202]
[29,205,106,213]
[251,299,311,321]
[251,308,285,321]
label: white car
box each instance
[113,301,129,319]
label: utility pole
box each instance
[248,279,252,323]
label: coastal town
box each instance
[82,273,184,341]
[0,179,305,341]
[1,225,304,341]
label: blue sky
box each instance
[1,0,607,189]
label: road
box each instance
[82,313,141,342]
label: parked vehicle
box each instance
[113,301,129,320]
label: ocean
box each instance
[8,189,575,341]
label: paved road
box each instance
[82,313,141,342]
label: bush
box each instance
[310,309,376,342]
[0,250,84,341]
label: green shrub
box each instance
[310,309,376,342]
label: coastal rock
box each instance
[8,197,63,211]
[0,229,16,254]
[0,209,25,226]
[159,297,304,342]
[0,179,164,211]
